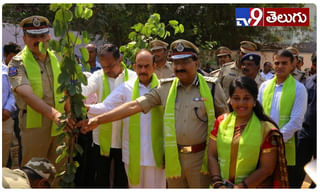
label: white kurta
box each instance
[89,78,157,166]
[82,68,137,148]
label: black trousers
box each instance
[90,143,128,188]
[288,137,316,188]
[74,131,95,187]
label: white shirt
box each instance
[82,68,137,148]
[258,78,307,142]
[89,78,157,166]
[260,71,274,80]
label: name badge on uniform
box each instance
[228,73,236,76]
[8,67,18,77]
[193,97,207,102]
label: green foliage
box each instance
[49,3,93,187]
[3,4,313,50]
[119,13,184,65]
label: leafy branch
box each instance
[47,3,93,187]
[119,13,184,66]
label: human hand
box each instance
[53,111,63,126]
[63,117,77,133]
[76,117,99,134]
[2,109,11,121]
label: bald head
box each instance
[135,49,154,63]
[134,49,156,86]
[85,43,96,49]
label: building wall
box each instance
[2,23,103,59]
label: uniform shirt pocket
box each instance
[191,100,207,122]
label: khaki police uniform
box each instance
[216,46,232,58]
[150,39,168,51]
[8,16,62,170]
[286,46,299,56]
[218,41,257,99]
[255,72,266,88]
[286,47,306,83]
[219,61,243,99]
[215,46,232,67]
[136,39,229,188]
[137,76,228,188]
[150,40,174,79]
[2,168,31,188]
[209,68,221,78]
[155,60,174,79]
[292,68,306,83]
[209,46,232,78]
[8,52,60,169]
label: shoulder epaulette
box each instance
[210,68,220,75]
[11,51,23,62]
[160,77,175,84]
[203,76,218,84]
[222,61,235,68]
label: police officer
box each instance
[217,41,257,99]
[150,39,174,79]
[3,157,56,188]
[77,39,228,188]
[297,56,304,71]
[286,46,306,83]
[216,46,233,67]
[240,53,265,88]
[8,16,64,170]
[210,46,233,78]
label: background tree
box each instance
[119,12,184,65]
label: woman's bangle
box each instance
[210,174,221,180]
[212,180,224,188]
[210,175,222,183]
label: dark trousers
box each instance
[288,137,316,188]
[74,131,95,187]
[90,143,128,188]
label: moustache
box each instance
[242,68,249,73]
[175,70,187,73]
[139,73,148,76]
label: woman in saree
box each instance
[208,76,289,188]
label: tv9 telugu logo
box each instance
[236,8,309,27]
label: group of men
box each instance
[2,14,317,189]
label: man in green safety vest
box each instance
[8,16,64,183]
